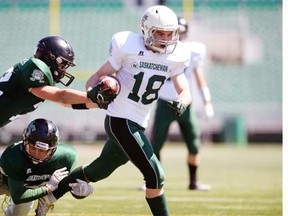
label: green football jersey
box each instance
[0,57,55,127]
[0,142,77,203]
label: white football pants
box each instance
[4,198,33,216]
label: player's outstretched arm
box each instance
[30,85,91,105]
[172,72,192,107]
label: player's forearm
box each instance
[86,74,100,91]
[200,87,212,103]
[178,89,192,107]
[54,89,91,104]
[31,86,90,104]
[59,101,98,109]
[10,186,47,204]
[194,66,207,88]
[194,67,212,103]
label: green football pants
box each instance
[151,99,201,156]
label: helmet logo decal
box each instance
[141,14,148,28]
[56,57,63,64]
[30,69,45,83]
[29,124,37,133]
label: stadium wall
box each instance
[0,0,282,144]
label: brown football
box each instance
[98,75,121,95]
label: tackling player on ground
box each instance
[38,5,192,216]
[0,118,93,216]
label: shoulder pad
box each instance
[31,57,55,86]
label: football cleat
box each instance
[35,196,54,216]
[189,183,212,191]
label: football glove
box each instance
[87,82,117,109]
[205,103,215,119]
[46,167,69,192]
[167,100,187,117]
[69,179,94,198]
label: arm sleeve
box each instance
[19,57,55,91]
[21,62,51,90]
[8,178,47,204]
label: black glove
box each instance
[167,100,187,116]
[97,102,109,110]
[87,82,117,109]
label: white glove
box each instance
[69,179,94,197]
[205,103,215,119]
[46,167,69,192]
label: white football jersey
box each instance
[158,41,207,101]
[107,31,190,128]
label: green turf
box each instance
[8,142,282,216]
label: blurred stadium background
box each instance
[0,0,282,144]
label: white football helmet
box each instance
[141,5,179,54]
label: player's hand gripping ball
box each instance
[98,75,121,95]
[87,75,121,109]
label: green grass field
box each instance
[2,142,282,216]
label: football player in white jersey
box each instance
[148,16,214,191]
[40,5,192,216]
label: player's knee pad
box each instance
[4,198,33,216]
[145,154,166,189]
